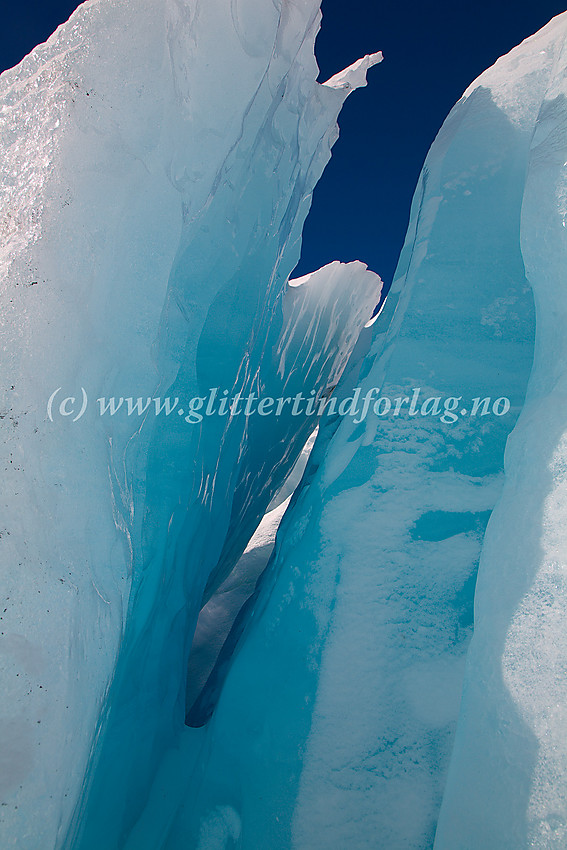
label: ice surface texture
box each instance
[435,15,567,850]
[2,1,567,849]
[0,0,381,848]
[281,13,567,850]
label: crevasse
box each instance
[3,2,567,849]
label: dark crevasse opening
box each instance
[185,429,318,726]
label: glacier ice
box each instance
[280,13,567,850]
[0,0,381,848]
[434,15,567,850]
[2,1,567,849]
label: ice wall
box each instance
[435,15,567,849]
[264,12,566,850]
[178,15,567,850]
[147,19,546,847]
[0,1,380,848]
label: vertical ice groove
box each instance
[0,1,381,849]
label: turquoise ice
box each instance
[1,2,567,849]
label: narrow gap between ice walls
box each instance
[184,427,318,725]
[70,39,539,850]
[59,1,383,848]
[182,259,385,730]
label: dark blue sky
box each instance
[303,0,567,287]
[2,0,566,288]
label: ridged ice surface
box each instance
[272,11,567,850]
[0,1,380,848]
[435,14,567,849]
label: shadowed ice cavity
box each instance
[185,429,318,717]
[76,13,567,850]
[101,83,539,850]
[158,88,539,850]
[59,2,382,848]
[174,28,567,849]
